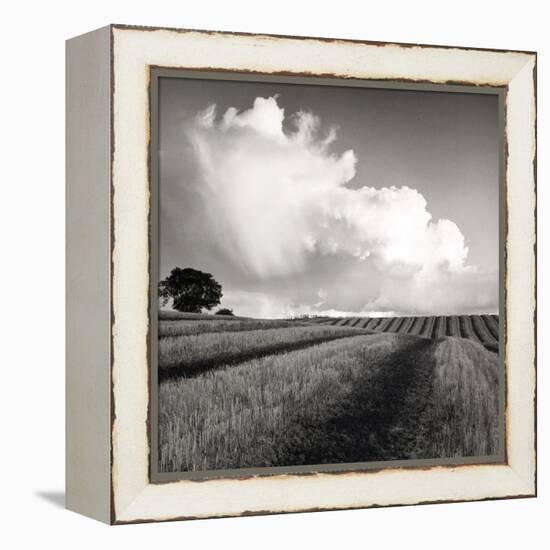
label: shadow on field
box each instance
[270,337,437,465]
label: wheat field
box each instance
[157,314,501,472]
[159,324,372,376]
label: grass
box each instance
[362,318,378,330]
[472,315,498,344]
[434,316,447,338]
[409,316,426,336]
[375,317,394,332]
[156,308,501,472]
[459,315,481,343]
[483,314,499,340]
[448,315,461,337]
[387,316,404,332]
[398,316,415,334]
[159,324,372,377]
[420,316,436,338]
[419,337,500,457]
[158,329,500,472]
[159,333,402,472]
[159,310,247,321]
[159,318,310,338]
[364,318,379,330]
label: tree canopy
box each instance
[159,267,222,313]
[216,308,234,316]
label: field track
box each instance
[271,335,437,465]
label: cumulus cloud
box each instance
[183,96,497,316]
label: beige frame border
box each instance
[110,25,536,524]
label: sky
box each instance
[158,76,499,318]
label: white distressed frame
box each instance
[111,26,536,523]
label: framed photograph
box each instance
[66,25,537,524]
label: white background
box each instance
[0,0,547,547]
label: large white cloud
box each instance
[183,96,497,316]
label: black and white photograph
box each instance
[2,0,544,539]
[155,75,502,474]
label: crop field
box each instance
[157,312,501,473]
[308,314,499,353]
[159,310,248,321]
[158,318,312,338]
[159,324,372,378]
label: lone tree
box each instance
[159,267,222,313]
